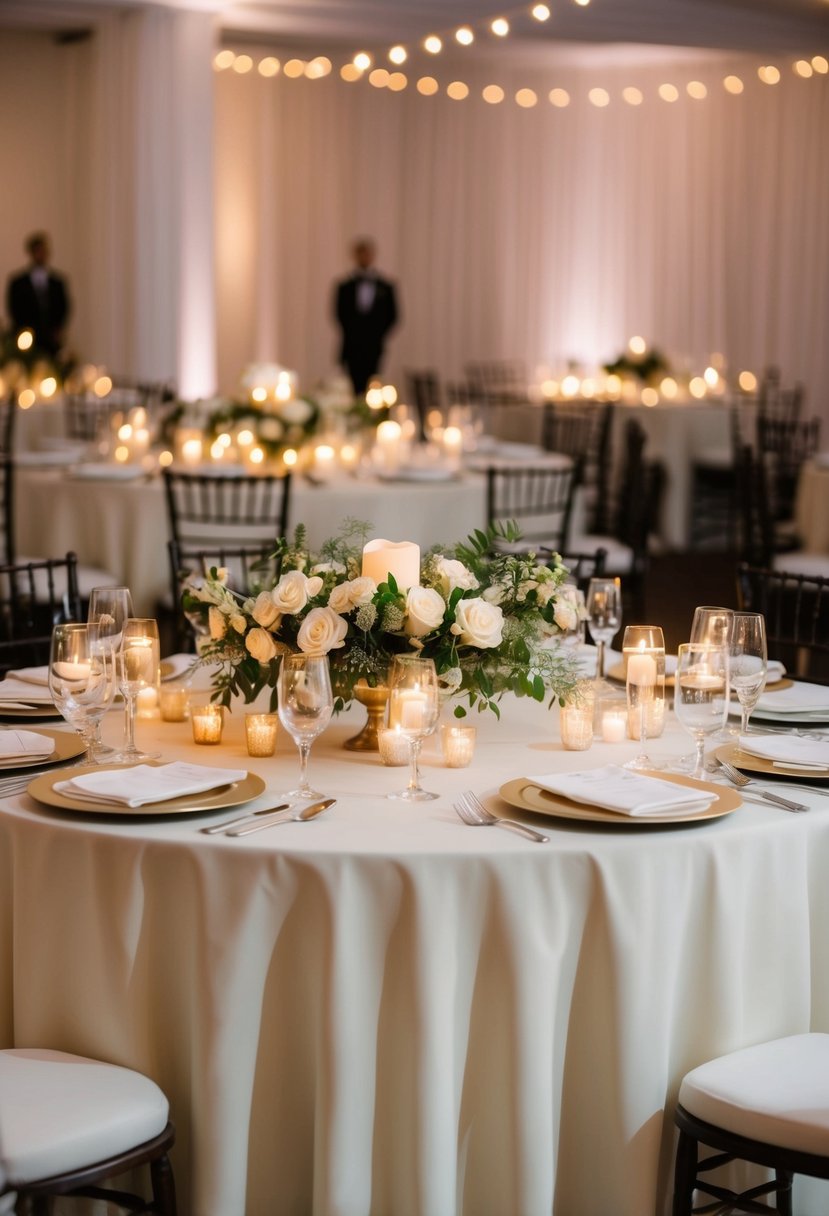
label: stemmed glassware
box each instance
[49,623,116,763]
[387,655,440,801]
[690,605,733,649]
[728,612,768,737]
[113,618,160,763]
[586,578,622,680]
[86,586,134,758]
[277,654,334,799]
[623,625,665,770]
[674,642,730,779]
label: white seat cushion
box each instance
[678,1033,829,1157]
[772,551,829,580]
[0,1048,169,1186]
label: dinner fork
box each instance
[454,790,549,843]
[716,759,809,812]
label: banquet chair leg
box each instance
[774,1169,793,1216]
[151,1152,178,1215]
[672,1127,698,1216]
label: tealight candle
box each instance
[378,725,410,766]
[159,685,190,722]
[601,708,628,743]
[245,712,279,757]
[440,723,476,768]
[312,444,336,481]
[136,686,159,719]
[191,704,224,745]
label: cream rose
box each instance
[328,576,377,614]
[553,595,578,632]
[208,606,227,640]
[272,570,312,615]
[454,597,504,648]
[230,613,248,634]
[297,606,348,654]
[280,397,314,426]
[435,556,479,595]
[246,627,278,663]
[251,591,280,629]
[404,586,445,636]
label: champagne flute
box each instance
[87,587,134,757]
[49,623,116,763]
[113,618,160,763]
[586,578,622,679]
[690,606,733,649]
[387,655,440,801]
[674,643,730,779]
[277,654,333,799]
[623,625,665,770]
[729,612,768,737]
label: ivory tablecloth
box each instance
[1,696,828,1215]
[794,458,829,552]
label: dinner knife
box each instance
[226,797,335,836]
[200,802,290,834]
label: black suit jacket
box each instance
[335,273,398,368]
[6,269,70,355]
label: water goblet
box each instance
[586,578,622,680]
[387,655,440,801]
[87,586,134,757]
[690,605,733,649]
[113,618,160,763]
[49,623,116,763]
[729,612,768,737]
[277,653,334,799]
[674,642,730,779]
[622,625,665,770]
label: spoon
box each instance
[225,797,335,836]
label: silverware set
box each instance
[201,797,335,836]
[709,756,816,812]
[453,789,549,843]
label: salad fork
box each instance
[454,790,549,843]
[716,759,809,812]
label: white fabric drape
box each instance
[214,51,829,416]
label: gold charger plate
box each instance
[0,702,62,720]
[498,771,741,827]
[0,728,86,771]
[27,763,266,816]
[714,741,829,782]
[606,664,791,694]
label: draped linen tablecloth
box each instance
[794,458,829,553]
[1,696,828,1216]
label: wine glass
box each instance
[674,643,730,779]
[49,623,116,763]
[622,625,665,770]
[277,654,334,799]
[690,605,733,648]
[113,618,160,763]
[387,655,440,801]
[87,587,134,757]
[585,578,622,679]
[729,612,768,737]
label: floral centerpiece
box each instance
[184,521,583,717]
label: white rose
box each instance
[279,397,314,426]
[435,557,479,595]
[305,575,324,598]
[251,591,280,629]
[482,584,505,605]
[454,597,504,648]
[554,597,578,632]
[272,570,311,615]
[246,627,278,663]
[311,560,346,576]
[230,613,247,634]
[404,586,446,637]
[328,577,377,614]
[209,606,227,640]
[297,606,348,654]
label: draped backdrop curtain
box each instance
[214,49,829,414]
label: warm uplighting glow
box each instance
[606,374,622,396]
[158,450,174,467]
[491,17,510,36]
[210,440,225,460]
[623,87,643,105]
[423,35,442,54]
[687,80,707,99]
[251,386,267,403]
[306,57,331,79]
[658,83,679,102]
[377,420,402,445]
[541,378,559,398]
[574,0,590,6]
[641,388,659,407]
[39,376,57,398]
[237,429,254,446]
[417,76,439,95]
[589,88,610,107]
[249,446,265,464]
[340,64,362,82]
[214,50,234,71]
[283,59,306,78]
[516,88,538,107]
[794,59,814,78]
[117,423,133,441]
[258,57,280,78]
[389,45,407,65]
[381,384,398,406]
[18,389,35,409]
[689,377,707,399]
[365,387,385,409]
[353,51,372,71]
[114,445,130,463]
[232,55,252,74]
[703,366,719,388]
[758,65,780,85]
[723,75,744,94]
[738,370,758,392]
[388,72,407,91]
[581,377,596,397]
[561,375,580,398]
[660,377,678,399]
[283,448,298,467]
[447,81,469,100]
[532,3,551,20]
[16,330,33,351]
[628,335,647,356]
[813,56,829,74]
[94,376,112,397]
[275,381,292,402]
[483,84,505,104]
[455,26,474,46]
[369,68,389,88]
[549,88,570,107]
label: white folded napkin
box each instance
[532,765,717,817]
[737,735,829,770]
[756,681,829,715]
[0,729,56,759]
[160,654,198,682]
[55,761,248,808]
[0,678,55,705]
[4,666,49,687]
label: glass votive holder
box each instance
[191,704,224,745]
[245,712,278,758]
[158,684,190,722]
[623,625,666,739]
[378,725,410,766]
[136,685,159,719]
[600,705,628,743]
[560,681,596,751]
[440,723,477,768]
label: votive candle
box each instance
[440,723,476,768]
[159,686,190,722]
[601,707,628,743]
[136,686,159,719]
[378,726,410,766]
[245,712,279,757]
[191,704,224,745]
[560,704,594,751]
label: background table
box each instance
[1,696,828,1215]
[795,457,829,552]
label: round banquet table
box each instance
[794,457,829,553]
[1,696,829,1216]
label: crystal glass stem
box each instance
[297,741,312,796]
[122,691,139,760]
[595,639,606,680]
[407,737,423,796]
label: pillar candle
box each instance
[361,539,420,589]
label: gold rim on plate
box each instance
[498,771,741,826]
[606,663,792,694]
[0,728,87,771]
[0,703,62,720]
[27,763,267,816]
[714,741,829,781]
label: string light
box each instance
[531,4,551,20]
[423,35,442,54]
[491,18,510,37]
[353,51,372,71]
[389,45,407,64]
[455,26,475,46]
[622,86,643,105]
[483,84,505,103]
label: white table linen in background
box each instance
[1,697,828,1216]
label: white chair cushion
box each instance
[571,534,634,574]
[0,1048,169,1186]
[678,1033,829,1157]
[772,551,829,579]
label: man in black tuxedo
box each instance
[334,238,398,395]
[6,231,71,357]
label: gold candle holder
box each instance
[440,723,477,768]
[344,680,390,752]
[245,712,278,757]
[191,704,224,745]
[159,685,190,722]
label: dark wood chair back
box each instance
[737,561,829,682]
[757,414,821,521]
[541,401,614,532]
[162,469,292,550]
[486,461,580,553]
[168,539,284,652]
[0,553,82,674]
[405,369,442,440]
[465,359,527,404]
